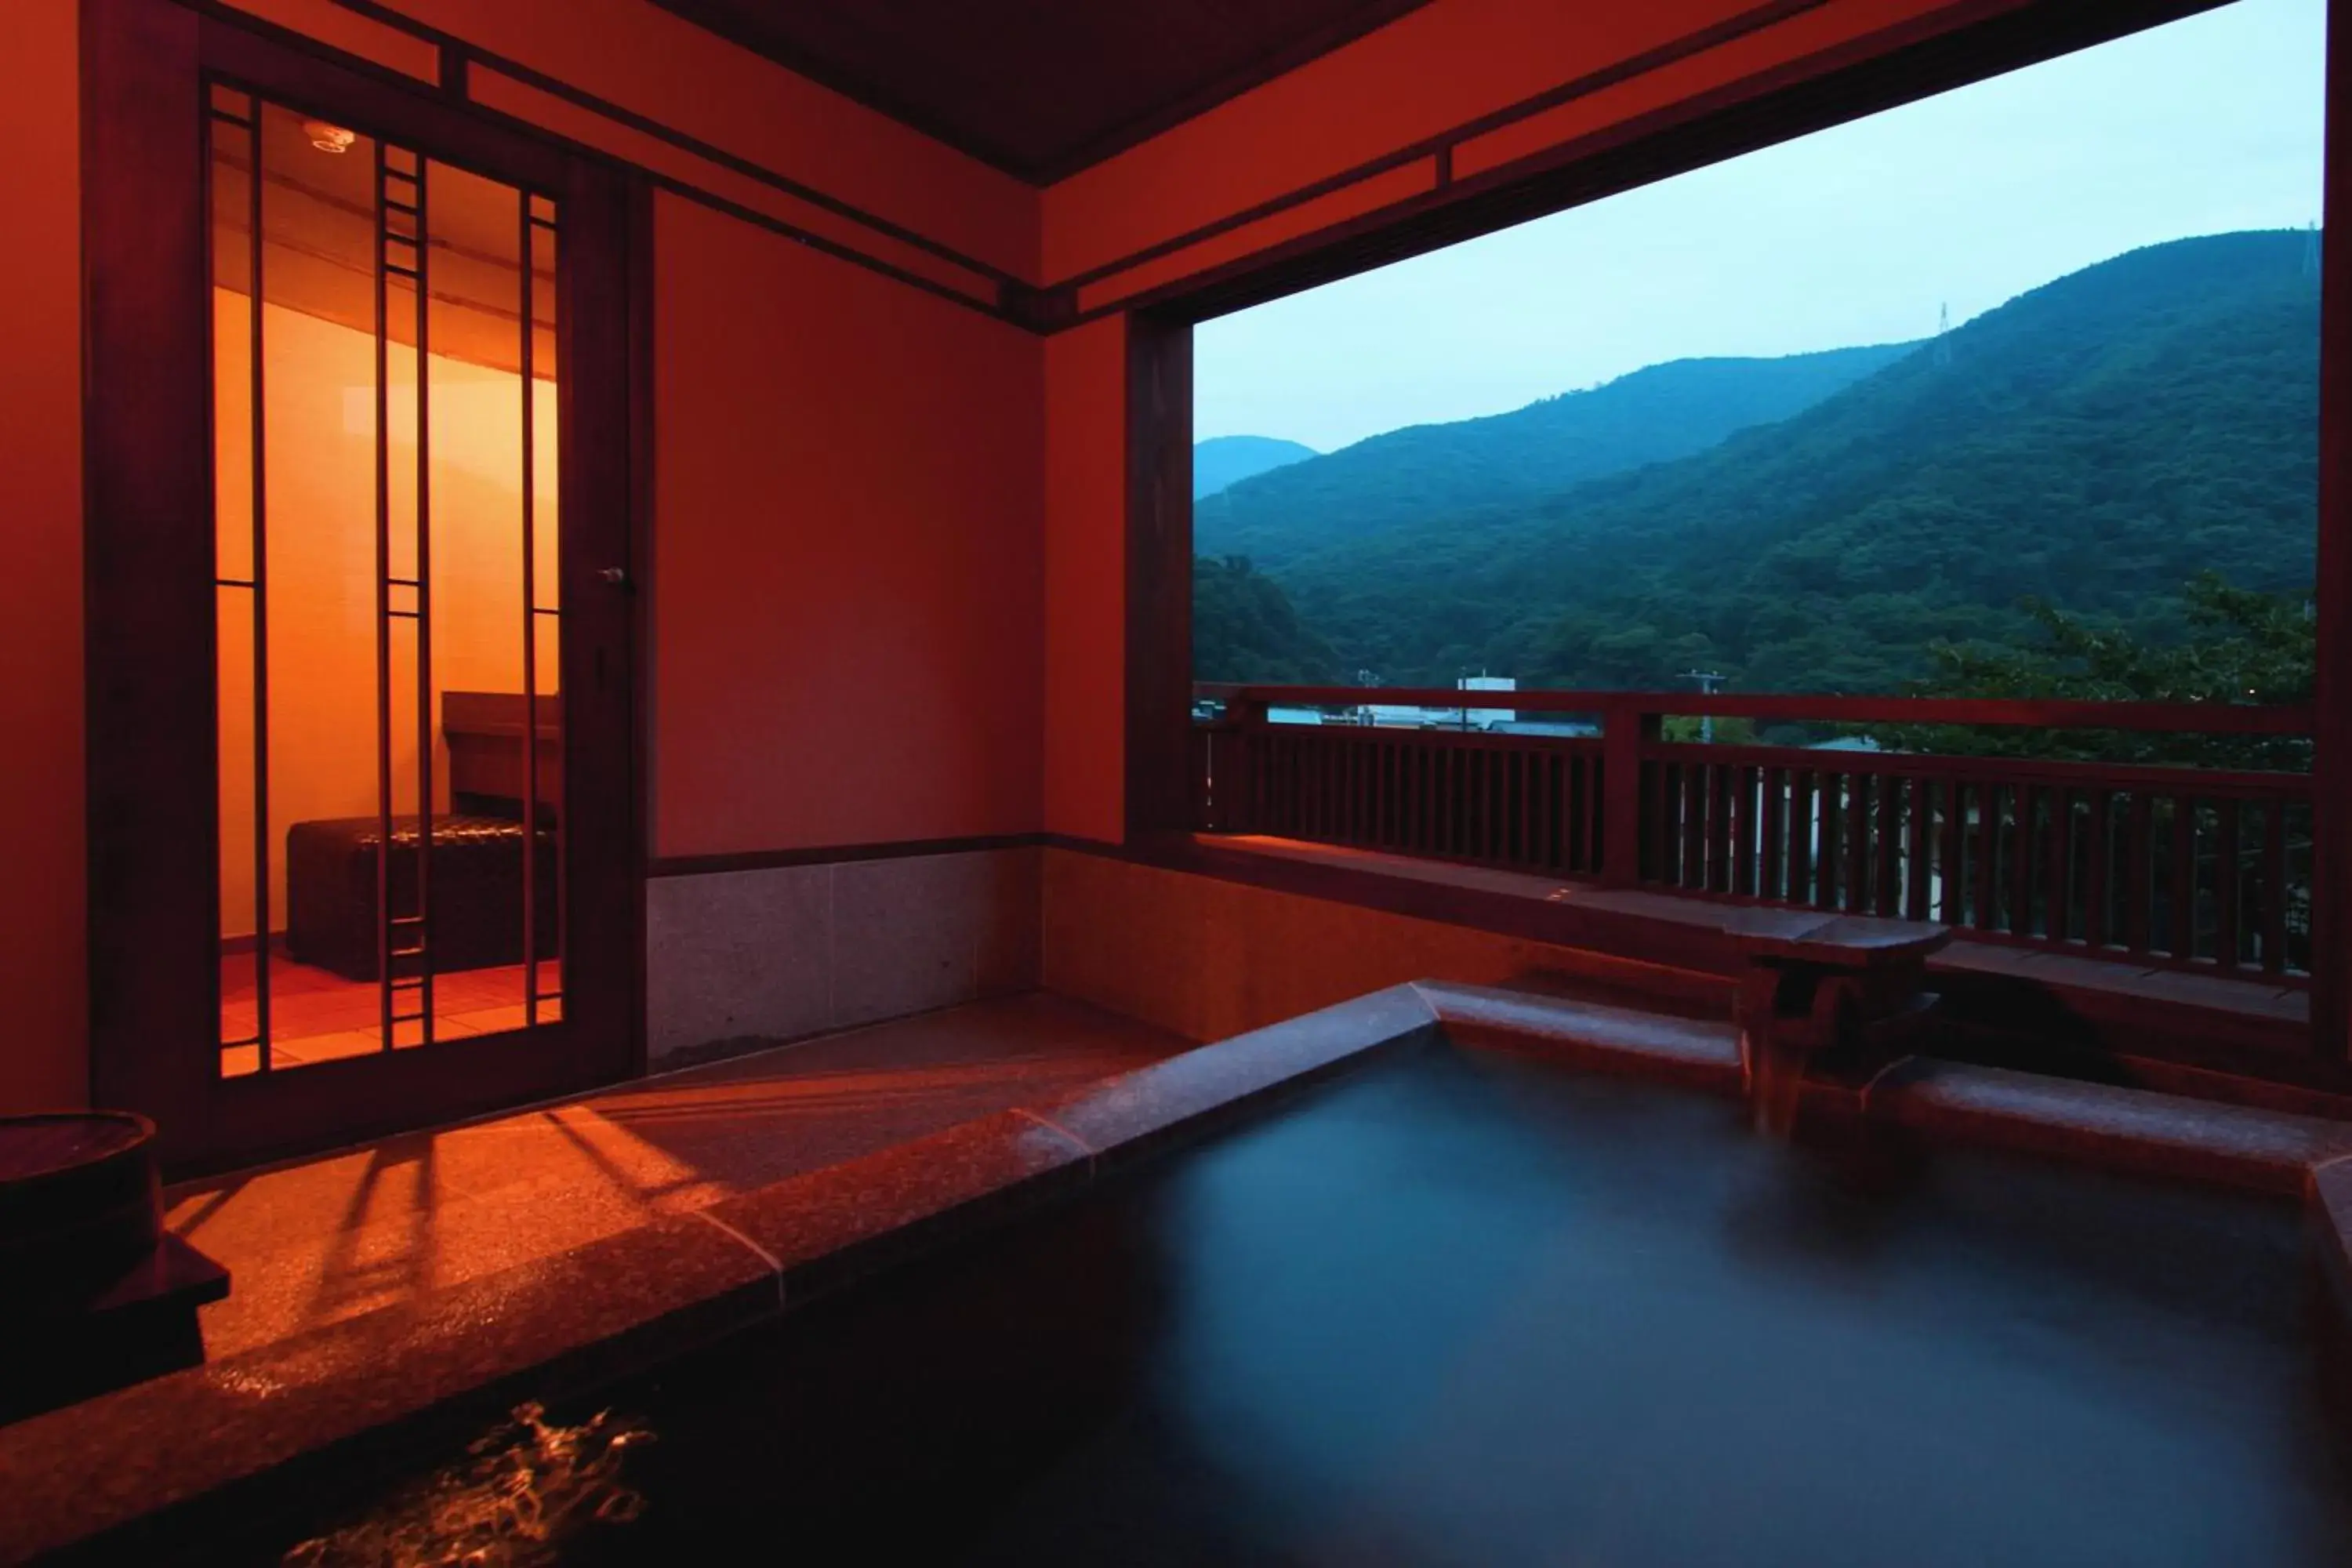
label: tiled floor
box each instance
[219,957,561,1076]
[166,993,1191,1360]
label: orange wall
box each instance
[652,193,1045,858]
[0,0,86,1112]
[1042,318,1130,844]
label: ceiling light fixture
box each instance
[303,119,356,154]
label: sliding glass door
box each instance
[85,0,641,1171]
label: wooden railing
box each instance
[1197,717,1607,877]
[1192,686,2316,982]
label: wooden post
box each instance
[1600,699,1658,889]
[1225,695,1268,835]
[2315,0,2352,1058]
[82,0,216,1123]
[1124,311,1194,844]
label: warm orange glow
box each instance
[212,294,559,940]
[170,996,1177,1358]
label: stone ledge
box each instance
[2308,1159,2352,1327]
[1864,1056,2352,1197]
[1034,984,1443,1174]
[1417,979,1743,1093]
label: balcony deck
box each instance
[1173,830,2335,1111]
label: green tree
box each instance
[1867,573,2313,769]
[1192,555,1339,684]
[1661,715,1759,745]
[1207,231,2318,695]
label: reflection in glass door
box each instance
[209,85,564,1076]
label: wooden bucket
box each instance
[0,1112,164,1314]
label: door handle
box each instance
[597,566,629,586]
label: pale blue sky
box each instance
[1195,0,2326,453]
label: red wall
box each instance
[1043,319,1129,844]
[652,193,1044,858]
[0,0,87,1113]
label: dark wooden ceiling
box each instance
[649,0,1440,183]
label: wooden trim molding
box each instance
[647,833,1047,879]
[626,171,659,1079]
[439,38,1023,287]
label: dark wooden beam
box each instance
[650,833,1046,879]
[2315,0,2352,1060]
[82,0,216,1122]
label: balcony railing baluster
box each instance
[1194,685,2315,994]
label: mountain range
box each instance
[1196,341,1915,565]
[1193,229,2319,692]
[1194,434,1318,499]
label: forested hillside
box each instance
[1194,230,2319,694]
[1194,435,1317,499]
[1194,342,1914,568]
[1192,556,1338,683]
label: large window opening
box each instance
[1188,0,2328,979]
[1194,0,2322,721]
